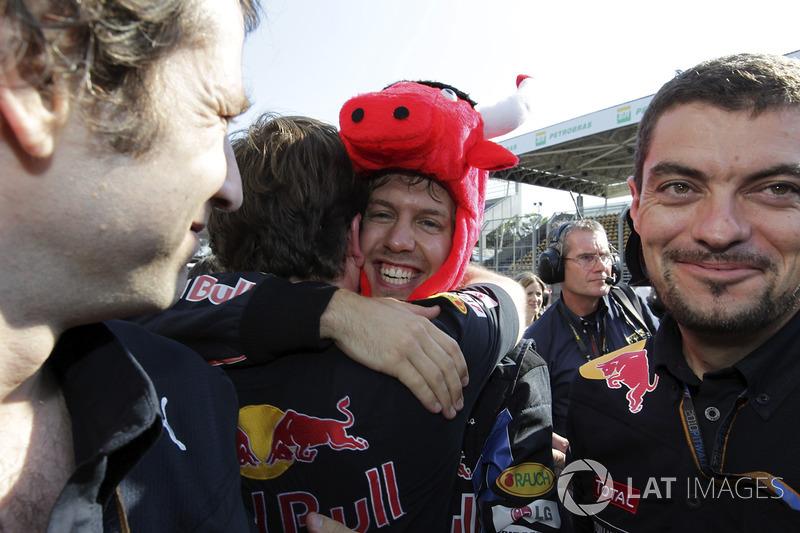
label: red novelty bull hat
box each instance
[340,78,532,299]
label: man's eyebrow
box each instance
[419,207,451,219]
[649,161,705,180]
[367,198,394,209]
[651,161,800,182]
[748,164,800,181]
[367,198,450,218]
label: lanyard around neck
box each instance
[558,301,605,361]
[679,385,800,510]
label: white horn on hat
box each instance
[478,74,534,140]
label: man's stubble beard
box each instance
[653,249,800,335]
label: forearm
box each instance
[319,289,362,341]
[320,289,468,418]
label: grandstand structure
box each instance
[480,195,633,283]
[477,86,648,282]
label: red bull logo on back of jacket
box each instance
[237,396,369,480]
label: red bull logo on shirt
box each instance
[249,462,406,533]
[237,427,260,467]
[580,341,658,414]
[237,396,369,480]
[182,274,256,304]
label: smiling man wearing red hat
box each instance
[331,78,564,533]
[340,79,523,302]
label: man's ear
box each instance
[0,69,70,159]
[627,176,641,227]
[346,214,365,269]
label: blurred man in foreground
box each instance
[0,1,260,530]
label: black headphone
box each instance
[623,208,649,286]
[537,221,622,285]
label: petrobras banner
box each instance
[499,94,654,155]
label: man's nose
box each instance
[692,195,750,251]
[385,222,415,253]
[592,255,609,272]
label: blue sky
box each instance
[236,0,800,217]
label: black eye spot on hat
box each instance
[393,106,410,119]
[351,108,365,123]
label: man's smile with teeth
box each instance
[379,263,420,285]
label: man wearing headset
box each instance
[523,219,659,435]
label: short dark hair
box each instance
[367,170,452,207]
[209,114,368,281]
[633,53,800,192]
[1,0,260,155]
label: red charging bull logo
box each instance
[580,341,658,414]
[267,396,369,464]
[237,427,260,467]
[457,451,473,480]
[238,397,370,480]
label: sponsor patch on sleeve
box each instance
[496,462,555,498]
[430,292,469,314]
[463,289,499,310]
[430,290,499,318]
[491,500,561,530]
